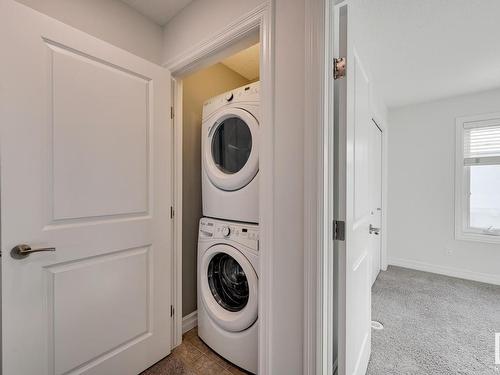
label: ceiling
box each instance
[120,0,193,26]
[353,0,500,108]
[119,1,500,109]
[221,44,260,81]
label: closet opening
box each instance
[170,35,262,375]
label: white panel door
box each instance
[369,122,382,285]
[335,4,372,375]
[0,1,172,374]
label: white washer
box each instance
[202,82,259,223]
[197,217,258,374]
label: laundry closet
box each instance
[178,42,260,373]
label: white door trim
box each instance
[165,4,275,374]
[371,116,389,271]
[303,0,329,374]
[303,0,391,373]
[164,3,269,77]
[171,76,184,348]
[369,119,383,285]
[306,1,391,372]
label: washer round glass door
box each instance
[204,107,259,191]
[208,253,249,312]
[200,244,258,332]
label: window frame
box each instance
[455,112,500,244]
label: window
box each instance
[456,113,500,243]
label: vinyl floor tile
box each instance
[142,328,252,375]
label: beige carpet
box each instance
[368,266,500,375]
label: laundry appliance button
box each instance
[222,226,231,237]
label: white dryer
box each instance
[197,217,258,374]
[202,82,259,223]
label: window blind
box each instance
[463,123,500,166]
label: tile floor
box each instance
[141,327,252,375]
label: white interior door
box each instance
[0,1,172,374]
[369,122,382,285]
[335,4,372,375]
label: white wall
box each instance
[15,0,164,64]
[388,88,500,284]
[271,0,305,372]
[162,0,265,65]
[163,1,306,373]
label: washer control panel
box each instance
[199,218,259,251]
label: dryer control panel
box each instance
[199,218,259,251]
[202,81,260,119]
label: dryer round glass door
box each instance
[204,107,259,191]
[200,244,258,332]
[211,117,252,175]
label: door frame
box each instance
[303,0,350,373]
[303,0,330,374]
[305,1,390,373]
[165,3,275,374]
[371,116,388,273]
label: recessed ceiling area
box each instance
[221,44,260,81]
[120,0,192,26]
[353,0,500,108]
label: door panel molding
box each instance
[47,40,152,222]
[45,246,152,374]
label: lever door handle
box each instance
[369,224,381,235]
[11,244,56,259]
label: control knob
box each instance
[222,226,231,237]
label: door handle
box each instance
[369,224,380,235]
[11,244,56,259]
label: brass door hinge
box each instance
[334,57,346,80]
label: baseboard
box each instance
[182,311,198,334]
[388,257,500,286]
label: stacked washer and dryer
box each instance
[197,82,260,374]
